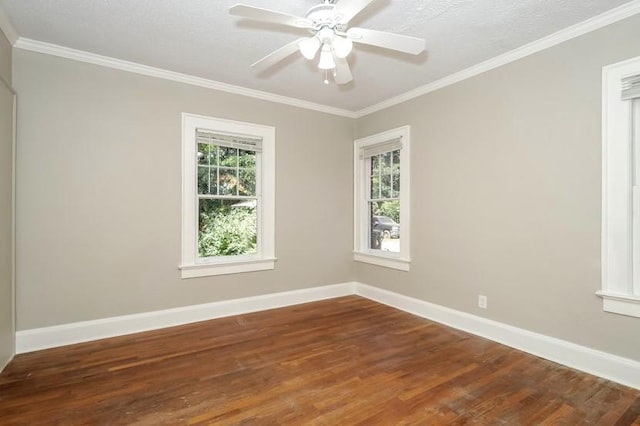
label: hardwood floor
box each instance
[1,296,639,425]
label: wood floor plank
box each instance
[0,296,638,425]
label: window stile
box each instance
[629,99,640,296]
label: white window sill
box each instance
[596,291,640,318]
[180,258,276,278]
[354,251,410,271]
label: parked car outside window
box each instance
[372,215,400,239]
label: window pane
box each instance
[197,166,218,195]
[219,168,238,196]
[197,144,207,165]
[393,172,400,198]
[393,150,400,198]
[210,168,218,195]
[381,173,392,198]
[371,175,380,199]
[198,143,217,165]
[219,147,238,167]
[239,169,256,196]
[198,198,257,257]
[383,151,392,168]
[369,200,400,253]
[371,155,380,175]
[197,166,210,194]
[239,150,256,168]
[370,156,380,199]
[392,149,400,166]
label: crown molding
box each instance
[0,4,18,45]
[7,0,640,119]
[355,0,640,118]
[13,38,357,119]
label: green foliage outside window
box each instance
[370,149,401,223]
[196,140,259,257]
[372,200,400,223]
[198,200,257,257]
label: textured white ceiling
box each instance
[1,0,635,111]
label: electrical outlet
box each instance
[478,295,488,309]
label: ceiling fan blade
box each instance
[251,38,306,73]
[347,27,425,55]
[334,56,353,85]
[230,4,313,29]
[332,0,376,24]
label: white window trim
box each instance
[353,126,411,271]
[600,56,640,317]
[180,113,275,278]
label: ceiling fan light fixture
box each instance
[332,36,352,59]
[299,37,321,60]
[318,44,335,70]
[317,27,335,44]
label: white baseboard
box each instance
[15,281,640,390]
[355,283,640,391]
[15,282,355,354]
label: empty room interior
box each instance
[1,0,640,423]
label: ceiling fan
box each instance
[229,0,426,85]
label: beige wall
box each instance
[13,50,354,330]
[0,31,10,84]
[355,15,640,361]
[0,31,14,367]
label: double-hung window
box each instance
[601,56,640,317]
[181,113,275,278]
[354,126,410,271]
